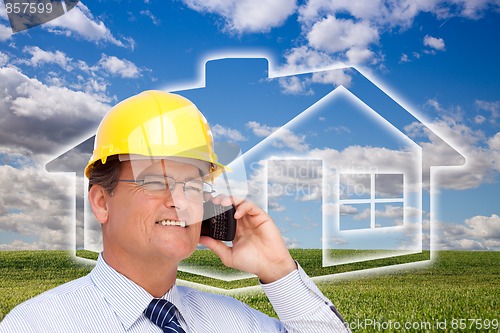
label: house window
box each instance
[339,173,404,230]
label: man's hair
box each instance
[88,155,121,194]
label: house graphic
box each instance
[46,57,464,286]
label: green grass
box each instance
[1,250,499,332]
[77,249,431,289]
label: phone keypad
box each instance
[211,205,230,240]
[201,203,237,241]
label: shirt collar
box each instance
[89,254,156,330]
[164,284,185,314]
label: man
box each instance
[0,91,349,332]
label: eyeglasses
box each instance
[118,175,214,202]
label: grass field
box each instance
[1,250,499,332]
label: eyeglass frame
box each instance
[117,175,214,202]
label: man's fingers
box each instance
[199,236,233,266]
[205,196,257,220]
[234,200,268,223]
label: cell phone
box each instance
[201,202,237,241]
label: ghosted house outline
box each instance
[46,57,464,283]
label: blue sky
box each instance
[0,0,498,252]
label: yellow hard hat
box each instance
[84,90,225,179]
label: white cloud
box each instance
[464,214,500,238]
[184,0,498,76]
[279,46,341,75]
[45,3,133,48]
[425,97,444,112]
[0,165,73,250]
[98,54,141,78]
[474,115,486,124]
[283,236,301,249]
[0,51,8,66]
[475,99,500,113]
[0,66,111,251]
[456,0,500,19]
[303,145,428,194]
[298,0,384,27]
[15,49,143,91]
[330,237,349,245]
[308,145,415,173]
[400,53,410,63]
[243,112,496,250]
[21,46,73,71]
[283,216,318,230]
[404,99,499,190]
[311,68,353,87]
[0,240,47,251]
[381,1,440,27]
[339,203,358,215]
[246,121,275,137]
[266,159,323,202]
[139,9,160,25]
[0,4,7,20]
[0,23,13,41]
[439,214,500,250]
[69,74,110,99]
[247,121,309,152]
[288,0,499,74]
[298,0,497,29]
[307,15,379,54]
[315,1,435,27]
[278,76,313,95]
[44,72,65,87]
[406,126,483,189]
[276,46,354,94]
[140,9,160,25]
[298,186,321,201]
[488,132,500,150]
[488,132,500,172]
[182,0,297,33]
[276,46,353,90]
[0,67,109,158]
[423,35,446,51]
[353,207,370,221]
[475,99,500,124]
[345,47,377,65]
[211,124,246,142]
[269,200,286,212]
[374,204,405,223]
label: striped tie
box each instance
[144,298,186,333]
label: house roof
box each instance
[46,57,464,173]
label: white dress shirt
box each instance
[0,255,348,333]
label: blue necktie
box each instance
[144,298,186,333]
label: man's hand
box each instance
[199,196,297,284]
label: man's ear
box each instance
[88,185,110,225]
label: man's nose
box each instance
[165,183,188,209]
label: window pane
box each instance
[375,203,403,228]
[375,174,403,199]
[339,174,371,199]
[339,203,371,230]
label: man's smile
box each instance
[155,219,187,227]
